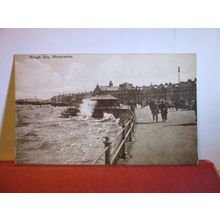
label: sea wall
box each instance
[92,107,131,124]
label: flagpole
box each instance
[178,66,180,83]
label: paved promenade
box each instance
[118,107,197,165]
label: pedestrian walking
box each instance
[159,99,168,122]
[149,100,159,122]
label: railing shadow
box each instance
[135,121,163,125]
[163,122,197,127]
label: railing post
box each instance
[103,136,111,165]
[128,116,132,141]
[132,114,135,132]
[120,122,128,159]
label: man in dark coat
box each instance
[149,100,159,122]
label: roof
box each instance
[98,85,119,91]
[90,94,119,100]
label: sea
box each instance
[16,99,122,165]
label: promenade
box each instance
[118,107,197,165]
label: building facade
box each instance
[93,79,196,107]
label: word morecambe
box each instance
[29,55,73,59]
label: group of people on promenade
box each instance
[129,99,168,123]
[130,98,197,123]
[149,99,168,123]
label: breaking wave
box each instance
[78,99,97,120]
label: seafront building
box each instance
[93,79,196,107]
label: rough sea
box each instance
[16,100,122,165]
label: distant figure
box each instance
[130,103,135,113]
[192,99,197,122]
[149,100,159,122]
[174,100,179,111]
[141,100,145,108]
[159,99,168,122]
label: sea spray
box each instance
[103,113,115,120]
[79,99,97,119]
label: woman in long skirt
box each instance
[159,99,168,122]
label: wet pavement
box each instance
[118,107,197,165]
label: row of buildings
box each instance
[93,79,196,107]
[49,79,196,108]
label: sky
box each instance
[15,53,196,99]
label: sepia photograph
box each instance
[15,54,197,165]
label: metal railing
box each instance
[91,112,135,165]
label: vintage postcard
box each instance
[15,54,197,165]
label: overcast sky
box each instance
[15,54,196,99]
